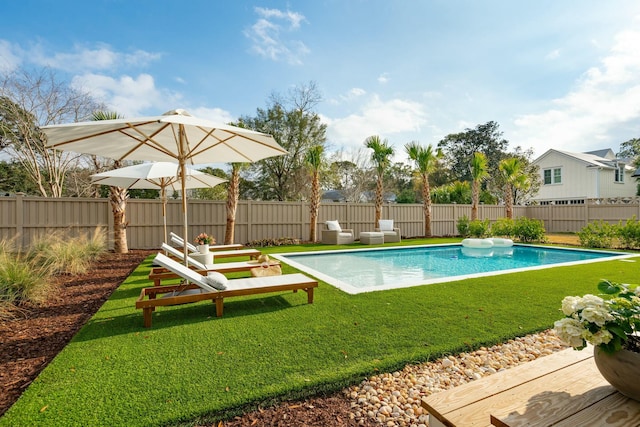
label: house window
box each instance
[615,165,624,183]
[543,168,562,185]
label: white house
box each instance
[531,148,637,204]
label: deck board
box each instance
[422,347,640,427]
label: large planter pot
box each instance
[594,345,640,402]
[197,244,210,254]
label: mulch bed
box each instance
[0,250,375,426]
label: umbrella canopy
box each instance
[91,162,226,244]
[43,109,286,264]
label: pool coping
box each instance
[272,243,638,294]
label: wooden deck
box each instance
[422,347,640,426]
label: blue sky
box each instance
[2,0,640,163]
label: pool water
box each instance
[274,244,633,294]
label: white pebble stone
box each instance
[441,358,453,368]
[345,330,568,427]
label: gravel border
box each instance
[345,329,569,426]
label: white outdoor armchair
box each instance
[375,219,401,243]
[321,220,354,245]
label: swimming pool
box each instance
[273,244,634,294]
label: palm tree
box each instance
[405,141,440,237]
[470,152,489,221]
[224,163,246,245]
[365,135,394,227]
[499,157,528,219]
[305,145,324,242]
[92,110,128,253]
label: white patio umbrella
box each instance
[91,162,226,245]
[43,109,287,265]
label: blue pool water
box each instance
[273,244,633,294]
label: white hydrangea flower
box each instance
[553,318,585,348]
[577,294,606,311]
[580,305,614,327]
[583,329,613,346]
[561,296,581,316]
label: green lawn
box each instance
[1,239,638,427]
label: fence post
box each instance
[246,200,253,241]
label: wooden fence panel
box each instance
[2,195,640,249]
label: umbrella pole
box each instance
[179,126,189,267]
[161,185,168,246]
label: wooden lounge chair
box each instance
[166,240,261,262]
[136,253,318,327]
[150,244,280,286]
[169,232,244,252]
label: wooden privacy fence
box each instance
[1,194,640,250]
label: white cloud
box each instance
[0,40,22,73]
[377,72,390,84]
[325,94,428,150]
[71,73,180,117]
[254,7,306,29]
[2,41,161,73]
[513,27,640,156]
[244,7,309,65]
[188,107,234,124]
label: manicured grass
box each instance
[1,239,638,426]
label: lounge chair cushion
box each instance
[326,220,342,231]
[204,272,228,290]
[378,219,394,231]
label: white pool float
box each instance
[461,247,494,257]
[489,237,514,247]
[461,238,494,248]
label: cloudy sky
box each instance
[2,0,640,163]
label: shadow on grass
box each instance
[75,294,306,340]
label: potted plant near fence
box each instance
[554,279,640,401]
[194,233,215,254]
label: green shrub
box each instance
[468,219,491,238]
[491,217,515,237]
[577,220,618,248]
[246,237,303,247]
[617,216,640,249]
[513,217,546,243]
[457,215,470,237]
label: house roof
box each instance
[535,148,635,171]
[584,148,615,159]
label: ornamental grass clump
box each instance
[554,279,640,354]
[0,227,107,317]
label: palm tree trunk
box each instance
[422,173,432,237]
[224,167,240,245]
[309,170,320,242]
[471,180,479,221]
[375,175,383,227]
[505,184,514,219]
[110,186,128,253]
